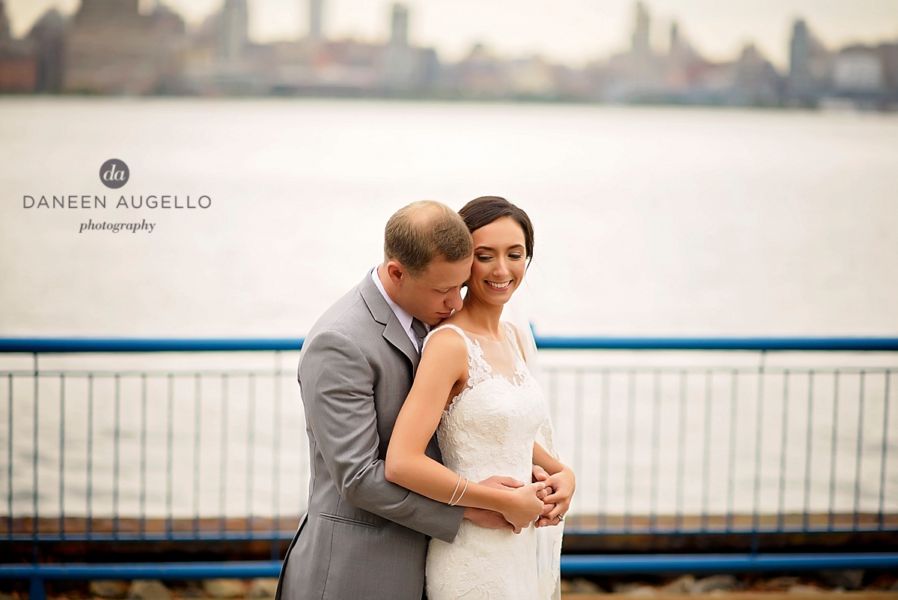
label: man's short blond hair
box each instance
[384,201,473,275]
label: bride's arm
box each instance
[385,329,545,530]
[533,442,575,521]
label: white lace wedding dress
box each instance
[424,322,562,600]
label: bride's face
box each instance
[468,216,527,306]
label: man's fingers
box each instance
[485,475,524,489]
[540,502,556,516]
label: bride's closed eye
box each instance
[476,252,524,262]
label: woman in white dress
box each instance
[386,196,575,599]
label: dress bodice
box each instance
[424,322,549,485]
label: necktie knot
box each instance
[411,318,428,352]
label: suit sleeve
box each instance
[299,329,464,542]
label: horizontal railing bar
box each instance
[1,366,894,378]
[536,336,898,351]
[2,336,898,353]
[2,553,897,580]
[563,525,898,535]
[3,532,293,542]
[560,552,898,574]
[0,561,282,580]
[7,524,896,543]
[0,370,297,377]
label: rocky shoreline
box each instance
[1,571,897,600]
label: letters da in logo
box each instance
[100,158,129,189]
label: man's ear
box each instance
[386,261,405,284]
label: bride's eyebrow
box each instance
[475,244,524,251]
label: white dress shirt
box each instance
[371,267,425,352]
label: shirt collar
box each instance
[371,266,415,338]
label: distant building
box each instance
[631,1,651,60]
[219,0,248,63]
[787,18,830,104]
[832,45,884,94]
[880,42,898,101]
[64,0,187,94]
[603,1,665,101]
[381,3,440,94]
[731,43,781,106]
[26,8,66,92]
[390,3,408,48]
[449,43,508,99]
[0,0,38,92]
[308,0,324,42]
[664,20,707,92]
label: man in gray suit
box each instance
[277,201,517,600]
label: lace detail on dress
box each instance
[425,323,525,416]
[423,321,558,599]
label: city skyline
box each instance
[6,0,898,69]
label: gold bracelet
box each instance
[450,478,469,506]
[447,474,463,505]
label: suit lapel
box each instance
[359,272,420,370]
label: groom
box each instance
[276,201,521,600]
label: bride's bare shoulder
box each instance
[424,325,467,352]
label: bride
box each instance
[386,196,575,599]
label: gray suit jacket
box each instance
[276,273,465,600]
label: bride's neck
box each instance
[460,295,504,338]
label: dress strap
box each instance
[423,323,470,350]
[501,321,527,364]
[424,324,492,388]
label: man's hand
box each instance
[532,465,556,527]
[463,507,513,531]
[462,475,526,533]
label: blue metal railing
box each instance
[1,336,896,594]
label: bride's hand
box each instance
[501,482,546,531]
[543,467,576,522]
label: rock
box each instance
[203,579,246,598]
[613,582,655,596]
[90,581,129,599]
[819,570,864,590]
[569,577,603,593]
[128,580,171,600]
[177,582,205,598]
[662,575,695,595]
[248,578,279,599]
[864,573,897,590]
[691,575,738,594]
[763,576,801,591]
[788,584,825,594]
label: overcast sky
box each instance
[7,0,898,67]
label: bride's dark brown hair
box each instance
[458,196,534,267]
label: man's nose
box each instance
[446,289,463,311]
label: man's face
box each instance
[390,254,473,326]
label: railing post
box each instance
[29,573,46,600]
